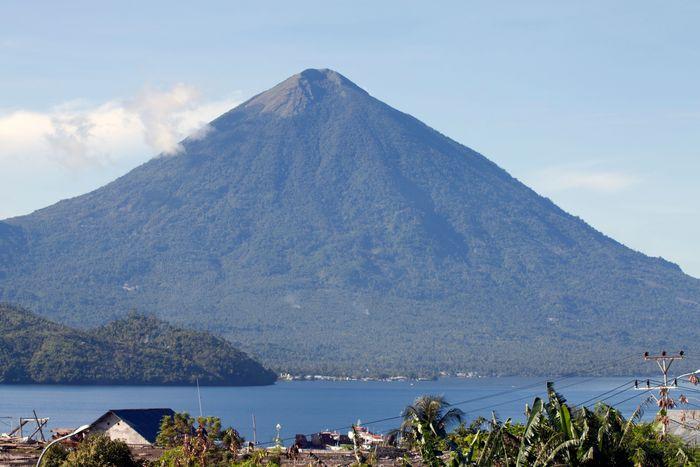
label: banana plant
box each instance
[516,397,543,466]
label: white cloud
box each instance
[44,107,117,168]
[0,85,239,170]
[529,166,639,194]
[126,83,202,156]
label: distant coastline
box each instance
[277,371,480,382]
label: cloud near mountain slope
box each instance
[1,69,698,377]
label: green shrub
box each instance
[62,434,139,467]
[39,443,68,467]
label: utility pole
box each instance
[635,350,685,436]
[252,414,257,446]
[196,378,204,418]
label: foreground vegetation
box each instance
[0,304,276,385]
[423,385,697,466]
[34,383,698,466]
[41,385,696,466]
[43,435,140,467]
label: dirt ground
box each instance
[0,443,43,466]
[0,444,422,466]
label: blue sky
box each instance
[1,1,698,276]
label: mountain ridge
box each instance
[0,304,277,385]
[1,69,698,377]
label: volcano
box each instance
[1,69,698,376]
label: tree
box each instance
[222,426,245,456]
[61,435,139,467]
[398,395,464,465]
[155,412,244,466]
[39,443,68,467]
[400,395,464,442]
[156,412,195,447]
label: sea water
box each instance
[0,377,653,444]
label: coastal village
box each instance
[1,402,699,466]
[0,407,404,466]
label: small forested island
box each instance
[0,304,277,385]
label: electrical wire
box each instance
[667,418,700,432]
[253,353,641,446]
[609,389,653,407]
[573,379,634,407]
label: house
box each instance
[86,408,175,446]
[348,425,384,449]
[667,410,700,446]
[298,431,352,449]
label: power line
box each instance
[585,386,633,407]
[296,377,620,445]
[667,418,700,432]
[453,376,600,419]
[254,354,640,446]
[610,389,653,407]
[255,353,694,447]
[441,353,638,410]
[253,375,577,447]
[676,383,700,395]
[574,379,634,407]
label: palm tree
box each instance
[400,395,465,441]
[397,395,465,466]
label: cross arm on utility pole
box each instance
[636,350,686,437]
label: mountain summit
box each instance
[241,68,365,117]
[1,69,698,376]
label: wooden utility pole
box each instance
[635,350,685,436]
[32,410,46,442]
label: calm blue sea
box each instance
[0,378,651,444]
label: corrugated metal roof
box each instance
[668,410,700,446]
[101,408,175,444]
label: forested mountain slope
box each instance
[1,69,698,376]
[0,304,276,385]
